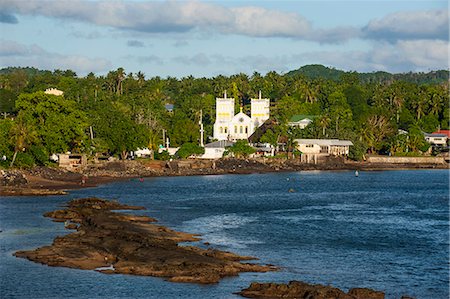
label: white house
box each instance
[295,139,353,156]
[213,91,270,141]
[44,88,64,96]
[200,140,235,159]
[424,133,448,146]
[134,148,152,158]
[288,115,316,129]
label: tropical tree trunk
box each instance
[121,150,128,160]
[10,150,18,167]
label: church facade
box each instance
[213,91,270,141]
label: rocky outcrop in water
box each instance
[14,198,275,284]
[238,281,385,299]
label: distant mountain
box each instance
[286,64,449,85]
[286,64,346,81]
[0,67,50,76]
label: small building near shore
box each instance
[424,132,448,146]
[58,153,87,171]
[288,115,316,129]
[200,140,234,159]
[295,139,353,156]
[251,142,275,157]
[133,148,152,158]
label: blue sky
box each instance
[0,0,448,77]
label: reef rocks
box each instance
[238,281,385,299]
[0,170,28,186]
[14,197,275,284]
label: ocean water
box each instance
[0,170,448,299]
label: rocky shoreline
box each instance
[237,281,386,299]
[14,197,276,284]
[1,157,447,196]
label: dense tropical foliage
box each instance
[0,65,448,167]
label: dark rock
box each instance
[0,170,28,186]
[238,281,385,299]
[348,288,384,299]
[14,198,276,284]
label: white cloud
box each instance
[0,40,45,56]
[229,6,311,38]
[364,9,449,41]
[0,0,358,43]
[0,40,111,74]
[395,39,449,69]
[302,39,449,73]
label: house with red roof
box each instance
[425,130,449,146]
[432,130,450,138]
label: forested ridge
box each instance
[0,65,448,167]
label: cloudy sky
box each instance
[0,0,448,77]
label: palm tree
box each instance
[318,115,331,136]
[428,88,443,116]
[136,71,145,88]
[412,88,428,120]
[116,67,125,95]
[303,81,319,103]
[147,129,161,160]
[9,115,37,167]
[392,94,404,123]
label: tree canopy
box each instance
[0,64,448,167]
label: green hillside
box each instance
[287,64,449,85]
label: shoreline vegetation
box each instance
[1,65,449,175]
[0,157,447,196]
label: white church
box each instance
[213,91,270,141]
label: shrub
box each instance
[29,145,49,166]
[349,139,368,161]
[155,150,171,161]
[226,140,255,158]
[14,152,35,168]
[175,143,205,159]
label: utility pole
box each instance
[162,129,166,149]
[199,109,204,147]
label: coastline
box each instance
[1,157,447,196]
[4,171,448,298]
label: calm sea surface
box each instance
[1,170,449,299]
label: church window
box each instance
[224,127,228,134]
[234,126,237,133]
[245,126,248,134]
[220,127,223,134]
[240,126,243,133]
